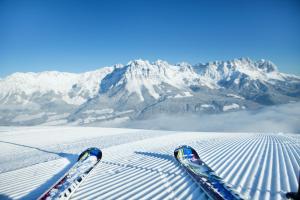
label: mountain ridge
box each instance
[0,57,299,125]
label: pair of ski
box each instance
[39,145,299,200]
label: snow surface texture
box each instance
[0,127,299,200]
[0,58,299,126]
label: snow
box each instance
[174,94,184,98]
[223,103,240,111]
[1,71,78,95]
[183,92,193,97]
[12,113,46,122]
[123,60,187,101]
[193,58,289,86]
[82,109,114,115]
[74,110,132,124]
[0,127,299,200]
[100,59,216,102]
[109,57,295,103]
[98,116,130,125]
[0,58,299,118]
[201,104,215,108]
[114,110,134,115]
[46,113,69,121]
[173,92,193,98]
[0,67,113,105]
[62,95,86,105]
[42,119,68,126]
[226,93,245,100]
[81,117,103,124]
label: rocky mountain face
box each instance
[0,58,299,125]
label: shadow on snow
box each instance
[0,140,78,200]
[101,151,180,177]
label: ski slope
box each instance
[0,127,299,200]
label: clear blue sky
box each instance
[0,0,300,77]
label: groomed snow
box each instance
[0,127,299,200]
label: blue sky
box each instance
[0,0,300,77]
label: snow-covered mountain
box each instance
[0,58,299,125]
[0,67,113,106]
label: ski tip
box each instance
[174,145,200,160]
[78,147,102,161]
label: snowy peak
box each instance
[100,59,188,101]
[0,58,297,105]
[127,59,151,67]
[99,58,227,102]
[0,57,300,125]
[2,71,79,94]
[255,59,277,73]
[0,67,113,105]
[124,59,172,78]
[98,58,289,103]
[2,57,289,105]
[193,57,284,84]
[231,57,278,74]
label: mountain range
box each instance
[0,57,299,125]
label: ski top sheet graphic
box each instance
[39,147,102,200]
[286,171,300,200]
[174,145,243,200]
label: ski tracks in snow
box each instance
[0,128,299,200]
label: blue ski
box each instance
[174,145,242,200]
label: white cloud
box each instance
[119,102,300,133]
